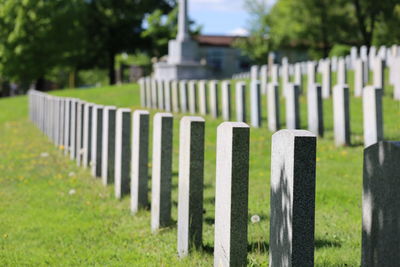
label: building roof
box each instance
[194,35,240,47]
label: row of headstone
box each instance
[139,77,384,148]
[27,89,399,266]
[241,44,400,101]
[27,89,319,266]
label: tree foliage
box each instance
[240,0,400,61]
[0,0,175,91]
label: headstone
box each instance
[198,80,208,115]
[337,57,347,85]
[101,106,117,185]
[221,80,231,120]
[363,86,383,147]
[294,63,302,93]
[268,83,280,132]
[164,80,172,112]
[82,103,93,168]
[188,80,197,114]
[362,141,400,267]
[271,64,279,83]
[209,80,219,118]
[145,77,152,108]
[333,84,351,146]
[70,99,78,160]
[235,81,246,122]
[151,113,173,232]
[307,61,316,88]
[131,110,150,214]
[250,65,259,81]
[321,59,331,99]
[355,59,366,97]
[214,122,250,267]
[151,78,158,108]
[286,84,300,129]
[172,80,180,112]
[260,65,268,94]
[373,58,384,92]
[307,83,324,136]
[114,108,131,199]
[177,116,205,258]
[59,99,65,148]
[91,105,103,177]
[270,129,316,267]
[180,80,189,112]
[63,98,71,156]
[76,101,85,166]
[139,78,146,107]
[250,80,261,127]
[157,79,165,110]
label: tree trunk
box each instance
[35,77,46,91]
[352,0,373,47]
[108,51,116,85]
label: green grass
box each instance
[0,71,399,266]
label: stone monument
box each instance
[154,0,207,80]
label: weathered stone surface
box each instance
[151,113,173,232]
[250,80,261,127]
[363,86,383,147]
[114,108,131,199]
[209,80,219,118]
[131,110,150,214]
[91,105,103,177]
[235,81,246,122]
[214,122,250,267]
[307,83,324,136]
[151,78,158,108]
[101,106,117,185]
[286,84,300,129]
[260,65,268,94]
[177,116,205,258]
[268,83,280,132]
[270,129,316,267]
[145,77,152,108]
[221,80,231,120]
[362,141,400,267]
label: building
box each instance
[194,35,251,79]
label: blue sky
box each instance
[189,0,250,36]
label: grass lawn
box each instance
[0,72,399,266]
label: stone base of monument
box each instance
[154,61,208,80]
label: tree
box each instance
[0,0,87,90]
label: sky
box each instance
[189,0,250,36]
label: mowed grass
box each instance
[0,71,399,266]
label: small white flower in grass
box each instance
[68,172,75,177]
[251,214,260,224]
[40,152,49,157]
[69,189,76,195]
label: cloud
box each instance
[228,27,249,36]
